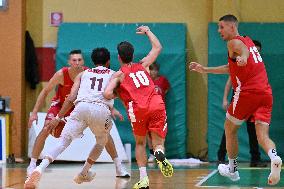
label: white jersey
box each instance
[75,66,114,108]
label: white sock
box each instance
[114,157,122,168]
[29,158,37,167]
[81,161,92,176]
[38,159,50,171]
[154,148,164,154]
[139,167,147,180]
[268,149,278,160]
[228,157,238,173]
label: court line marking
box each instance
[195,169,218,187]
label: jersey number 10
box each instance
[129,71,150,88]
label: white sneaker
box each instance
[218,164,240,182]
[116,164,130,178]
[268,156,282,185]
[24,167,42,189]
[148,154,155,163]
[26,164,36,178]
[73,171,96,184]
[115,177,130,188]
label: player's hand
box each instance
[236,56,247,66]
[111,108,124,121]
[48,118,60,129]
[188,62,205,73]
[136,25,150,35]
[222,99,229,111]
[28,112,38,128]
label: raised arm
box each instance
[136,26,162,69]
[228,39,250,66]
[189,62,229,74]
[28,70,64,128]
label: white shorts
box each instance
[61,102,112,143]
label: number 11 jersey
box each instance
[75,66,115,108]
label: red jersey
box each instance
[51,66,88,106]
[153,76,170,101]
[228,36,271,95]
[51,67,73,106]
[117,63,156,109]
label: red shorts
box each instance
[227,91,273,125]
[127,94,167,138]
[45,103,73,138]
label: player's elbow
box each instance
[66,94,76,103]
[103,91,113,100]
[156,45,162,54]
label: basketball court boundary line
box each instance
[195,169,218,187]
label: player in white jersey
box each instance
[24,48,126,188]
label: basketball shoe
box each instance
[24,167,42,189]
[73,171,96,184]
[133,176,149,189]
[218,164,240,181]
[154,150,173,177]
[26,164,36,178]
[116,164,130,178]
[268,156,282,185]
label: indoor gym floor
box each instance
[1,162,283,189]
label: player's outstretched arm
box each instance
[189,62,229,74]
[58,72,83,118]
[48,72,83,128]
[137,25,162,69]
[104,71,123,100]
[28,70,64,128]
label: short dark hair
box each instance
[91,47,110,65]
[149,62,160,71]
[219,14,238,27]
[117,41,134,63]
[69,49,82,55]
[253,40,262,50]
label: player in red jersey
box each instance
[149,62,170,101]
[27,49,129,179]
[104,25,173,189]
[147,62,170,162]
[189,14,282,185]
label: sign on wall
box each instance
[50,12,63,27]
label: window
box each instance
[0,0,8,11]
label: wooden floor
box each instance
[1,162,283,189]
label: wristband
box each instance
[55,114,62,121]
[55,114,67,123]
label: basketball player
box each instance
[147,62,170,162]
[218,40,267,167]
[189,14,282,185]
[27,49,85,176]
[104,25,173,189]
[25,48,128,188]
